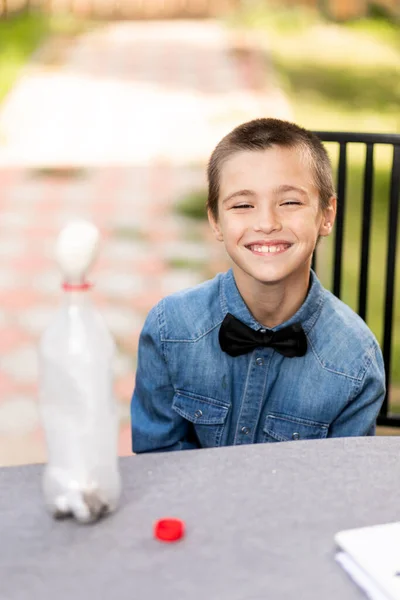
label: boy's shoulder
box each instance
[155,272,226,341]
[311,286,382,378]
[320,288,376,343]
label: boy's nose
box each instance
[253,208,282,234]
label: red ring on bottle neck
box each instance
[62,282,93,291]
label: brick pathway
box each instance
[0,20,292,466]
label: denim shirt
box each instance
[131,269,385,453]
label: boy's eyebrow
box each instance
[222,185,310,204]
[273,184,309,197]
[222,189,256,204]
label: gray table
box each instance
[1,437,400,600]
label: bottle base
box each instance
[51,488,111,524]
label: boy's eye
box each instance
[281,200,302,206]
[232,203,253,209]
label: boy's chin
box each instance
[235,264,310,287]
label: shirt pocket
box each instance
[172,391,230,448]
[263,414,329,443]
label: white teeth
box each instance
[251,244,288,253]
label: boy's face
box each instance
[208,146,336,289]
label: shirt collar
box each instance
[220,268,325,334]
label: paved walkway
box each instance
[0,19,292,466]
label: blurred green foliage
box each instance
[0,10,95,103]
[175,189,208,220]
[272,58,400,116]
[227,1,319,32]
[0,12,49,102]
[226,3,400,132]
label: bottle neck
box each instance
[61,282,93,306]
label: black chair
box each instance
[312,131,400,427]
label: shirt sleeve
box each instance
[130,304,199,453]
[328,341,386,437]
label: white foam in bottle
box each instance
[38,220,121,523]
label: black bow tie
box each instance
[219,313,307,358]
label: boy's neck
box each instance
[233,268,311,329]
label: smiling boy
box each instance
[131,118,385,452]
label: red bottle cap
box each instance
[154,518,185,542]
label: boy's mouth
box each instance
[246,243,292,255]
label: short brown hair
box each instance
[207,118,335,220]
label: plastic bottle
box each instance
[38,220,121,523]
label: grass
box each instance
[0,10,96,104]
[226,3,400,133]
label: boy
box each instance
[130,118,385,452]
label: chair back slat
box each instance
[333,142,347,298]
[358,143,374,321]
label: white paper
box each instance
[336,552,389,600]
[335,522,400,600]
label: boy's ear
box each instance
[319,196,337,237]
[208,209,224,242]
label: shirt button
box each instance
[260,328,266,333]
[256,357,264,366]
[241,426,250,434]
[194,410,203,419]
[292,432,300,440]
